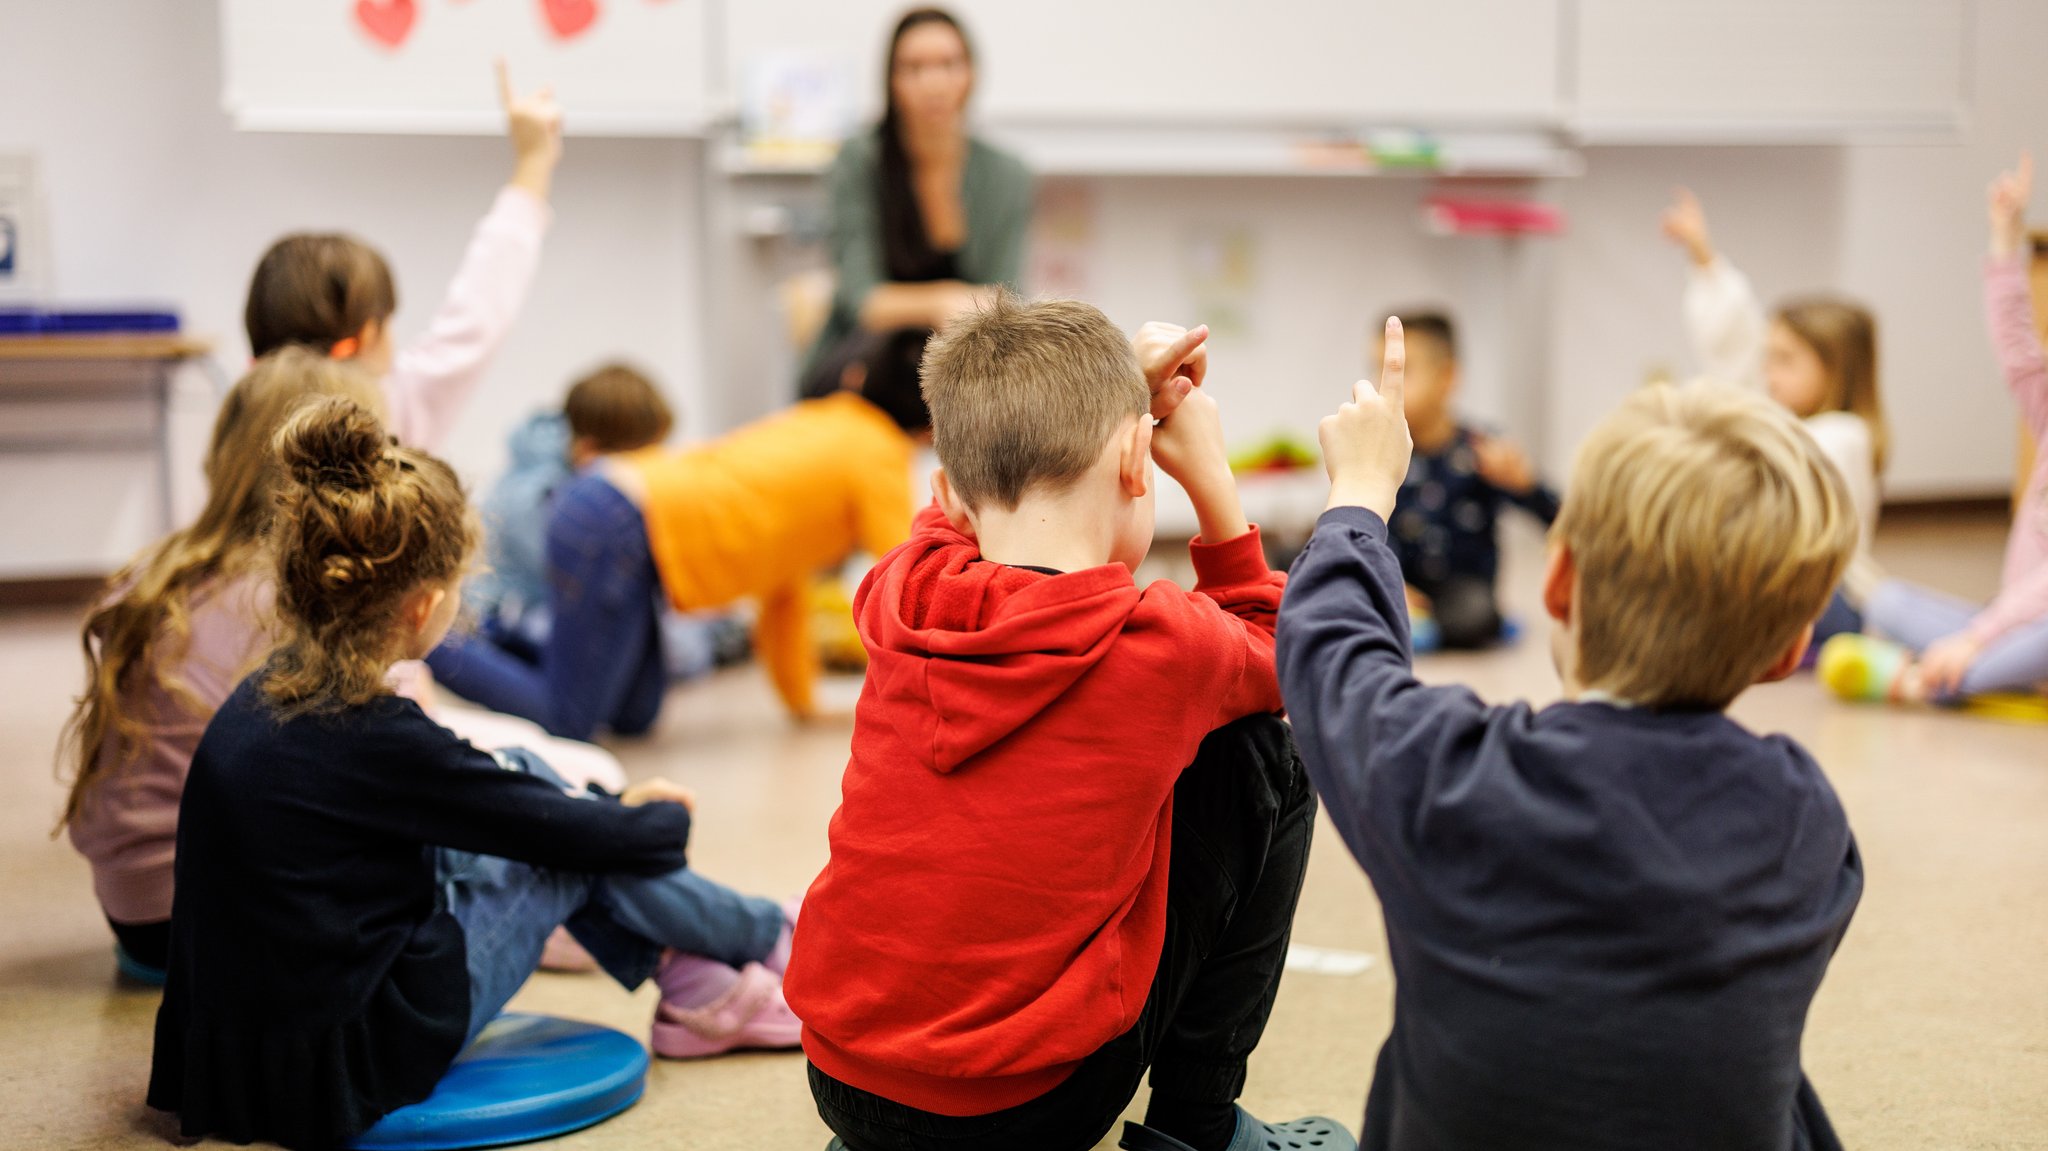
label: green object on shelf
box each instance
[1229,432,1320,474]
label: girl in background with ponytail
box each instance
[146,398,803,1151]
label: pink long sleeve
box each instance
[381,186,551,451]
[1968,256,2048,645]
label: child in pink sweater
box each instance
[1823,155,2048,703]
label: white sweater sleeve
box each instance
[381,186,552,451]
[1683,257,1768,393]
[1803,411,1879,555]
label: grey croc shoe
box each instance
[1120,1106,1357,1151]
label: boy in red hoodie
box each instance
[784,295,1356,1151]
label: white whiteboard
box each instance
[721,0,1561,127]
[1573,0,1969,142]
[220,0,712,134]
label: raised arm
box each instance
[1664,188,1767,391]
[383,63,559,449]
[1279,323,1492,865]
[1986,154,2048,440]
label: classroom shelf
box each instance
[717,126,1583,181]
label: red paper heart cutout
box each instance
[539,0,600,40]
[353,0,417,50]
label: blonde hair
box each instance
[57,350,384,829]
[921,293,1147,511]
[264,398,478,718]
[1553,381,1858,710]
[1775,297,1887,474]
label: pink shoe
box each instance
[539,927,599,973]
[762,896,802,976]
[651,959,802,1058]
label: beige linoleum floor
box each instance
[2,513,2043,1150]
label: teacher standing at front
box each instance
[800,7,1034,398]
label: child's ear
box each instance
[1758,623,1815,684]
[1541,541,1576,625]
[407,585,447,636]
[932,469,976,538]
[1119,417,1152,500]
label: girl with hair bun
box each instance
[59,349,632,977]
[146,398,804,1151]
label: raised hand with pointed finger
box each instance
[1319,317,1414,519]
[497,58,565,201]
[1133,321,1209,420]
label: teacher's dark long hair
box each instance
[877,8,973,280]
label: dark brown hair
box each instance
[921,292,1145,511]
[879,8,974,281]
[564,363,676,453]
[245,234,398,357]
[1386,309,1457,360]
[56,351,384,829]
[264,398,477,717]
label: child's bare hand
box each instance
[1151,387,1229,488]
[1660,187,1715,268]
[1319,318,1413,519]
[1988,152,2032,260]
[1134,322,1208,420]
[621,778,697,813]
[1915,634,1981,698]
[498,59,564,197]
[1472,434,1537,495]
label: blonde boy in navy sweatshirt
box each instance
[1279,323,1863,1150]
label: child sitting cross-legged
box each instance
[1279,323,1864,1150]
[784,295,1356,1151]
[147,399,803,1151]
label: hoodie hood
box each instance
[856,530,1143,773]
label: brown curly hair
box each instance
[263,397,477,717]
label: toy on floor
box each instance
[1818,634,2048,723]
[351,1014,647,1151]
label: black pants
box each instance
[1421,576,1502,650]
[108,916,170,969]
[810,714,1318,1151]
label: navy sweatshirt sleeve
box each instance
[1276,506,1511,888]
[333,697,691,877]
[1507,480,1562,526]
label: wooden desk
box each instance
[0,334,217,533]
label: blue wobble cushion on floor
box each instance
[353,1014,649,1151]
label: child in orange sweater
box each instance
[428,354,922,737]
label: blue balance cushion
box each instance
[353,1014,648,1151]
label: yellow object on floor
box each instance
[813,578,867,674]
[1961,693,2048,724]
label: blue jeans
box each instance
[429,474,669,740]
[437,750,787,1046]
[1865,579,2048,699]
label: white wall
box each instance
[1547,0,2048,498]
[0,0,707,577]
[4,0,2044,578]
